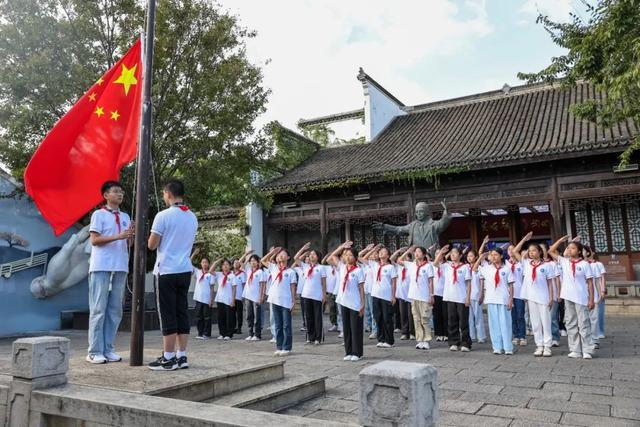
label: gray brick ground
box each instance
[437,411,511,426]
[439,381,504,394]
[500,386,571,400]
[543,381,613,396]
[527,398,611,416]
[457,391,530,407]
[560,412,640,427]
[570,391,640,408]
[438,399,484,414]
[477,404,562,423]
[612,405,640,421]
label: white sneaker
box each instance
[223,336,231,341]
[422,342,430,350]
[368,333,377,340]
[314,340,320,345]
[567,351,581,358]
[410,335,416,340]
[443,336,448,341]
[394,328,402,333]
[376,342,383,348]
[460,346,470,352]
[543,347,552,357]
[328,325,338,332]
[304,340,311,345]
[251,336,261,341]
[274,350,282,356]
[279,350,290,357]
[582,353,592,359]
[478,339,486,344]
[597,334,605,339]
[245,336,253,341]
[512,338,519,345]
[86,354,107,364]
[380,342,392,348]
[270,337,276,343]
[338,332,343,338]
[505,350,514,355]
[217,336,224,340]
[350,355,362,362]
[343,355,352,361]
[449,345,459,351]
[104,352,122,362]
[551,340,559,347]
[415,343,422,349]
[560,330,567,337]
[534,347,543,357]
[519,339,528,346]
[493,350,502,355]
[435,336,442,342]
[400,335,409,340]
[195,335,205,340]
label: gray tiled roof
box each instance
[263,82,639,192]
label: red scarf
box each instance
[416,261,428,281]
[307,264,316,278]
[343,265,357,292]
[248,268,257,284]
[401,267,407,282]
[437,266,441,279]
[102,206,121,233]
[570,259,580,277]
[331,267,336,276]
[494,266,501,288]
[509,260,517,273]
[274,265,287,283]
[174,203,189,211]
[530,260,541,281]
[376,263,385,282]
[199,269,207,282]
[451,263,463,284]
[221,272,230,287]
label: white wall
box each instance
[246,202,263,256]
[362,81,406,141]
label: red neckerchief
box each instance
[343,265,357,291]
[248,268,257,284]
[307,264,316,278]
[274,265,287,283]
[199,269,207,282]
[376,262,385,282]
[221,272,230,287]
[494,265,501,288]
[102,206,121,233]
[508,259,517,273]
[437,265,441,279]
[416,260,428,281]
[173,202,189,211]
[331,267,336,276]
[570,259,580,277]
[451,262,463,284]
[530,260,541,282]
[401,267,407,282]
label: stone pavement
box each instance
[0,312,639,426]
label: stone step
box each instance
[205,373,327,413]
[147,360,285,402]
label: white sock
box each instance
[164,351,176,360]
[177,351,186,358]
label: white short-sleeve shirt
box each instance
[213,271,236,306]
[369,261,397,302]
[480,264,514,306]
[193,268,213,304]
[234,270,246,300]
[506,259,524,299]
[300,262,326,302]
[267,264,297,309]
[558,256,594,305]
[470,270,482,301]
[433,264,445,297]
[336,262,365,311]
[243,267,266,303]
[150,205,198,275]
[324,265,338,295]
[441,262,471,304]
[520,258,553,305]
[294,267,305,296]
[405,260,433,302]
[395,265,410,301]
[364,264,374,294]
[89,208,131,273]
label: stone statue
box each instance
[30,225,91,299]
[372,200,452,251]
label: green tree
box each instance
[518,0,640,165]
[0,0,272,212]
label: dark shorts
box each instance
[156,272,191,336]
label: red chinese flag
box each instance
[24,39,143,236]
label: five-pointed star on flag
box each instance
[113,63,138,96]
[110,110,120,121]
[88,92,97,102]
[94,106,104,117]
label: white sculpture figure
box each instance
[30,225,91,299]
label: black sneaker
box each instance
[177,356,189,369]
[148,356,178,371]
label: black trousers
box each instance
[157,272,191,336]
[235,299,244,332]
[399,299,415,336]
[300,296,307,327]
[447,301,471,348]
[304,298,324,342]
[372,297,395,345]
[217,303,236,338]
[327,294,338,325]
[394,300,402,329]
[558,300,566,331]
[246,300,263,338]
[194,301,212,337]
[433,295,448,337]
[341,305,363,357]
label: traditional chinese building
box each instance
[257,70,640,286]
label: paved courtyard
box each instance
[1,312,639,426]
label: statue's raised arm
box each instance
[371,222,410,236]
[433,199,452,234]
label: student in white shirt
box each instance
[232,258,247,335]
[540,243,562,347]
[399,246,435,350]
[506,244,527,346]
[210,258,237,340]
[261,247,297,356]
[357,244,379,340]
[583,246,604,349]
[391,247,414,341]
[293,242,327,345]
[473,246,515,355]
[328,241,365,361]
[190,249,213,340]
[147,180,198,371]
[432,252,448,343]
[549,236,596,359]
[467,237,488,344]
[323,259,339,332]
[363,245,398,348]
[591,253,607,339]
[87,180,133,365]
[435,245,472,352]
[512,233,554,357]
[243,253,267,341]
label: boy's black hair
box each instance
[101,180,123,195]
[164,179,185,197]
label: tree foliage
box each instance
[0,0,272,212]
[518,0,640,165]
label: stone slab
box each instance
[527,398,610,416]
[477,404,562,423]
[11,337,69,380]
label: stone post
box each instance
[5,336,70,427]
[359,360,438,427]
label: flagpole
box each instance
[130,0,156,367]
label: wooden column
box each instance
[345,220,352,241]
[550,176,563,241]
[469,215,481,250]
[508,208,519,243]
[320,201,328,254]
[407,192,415,223]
